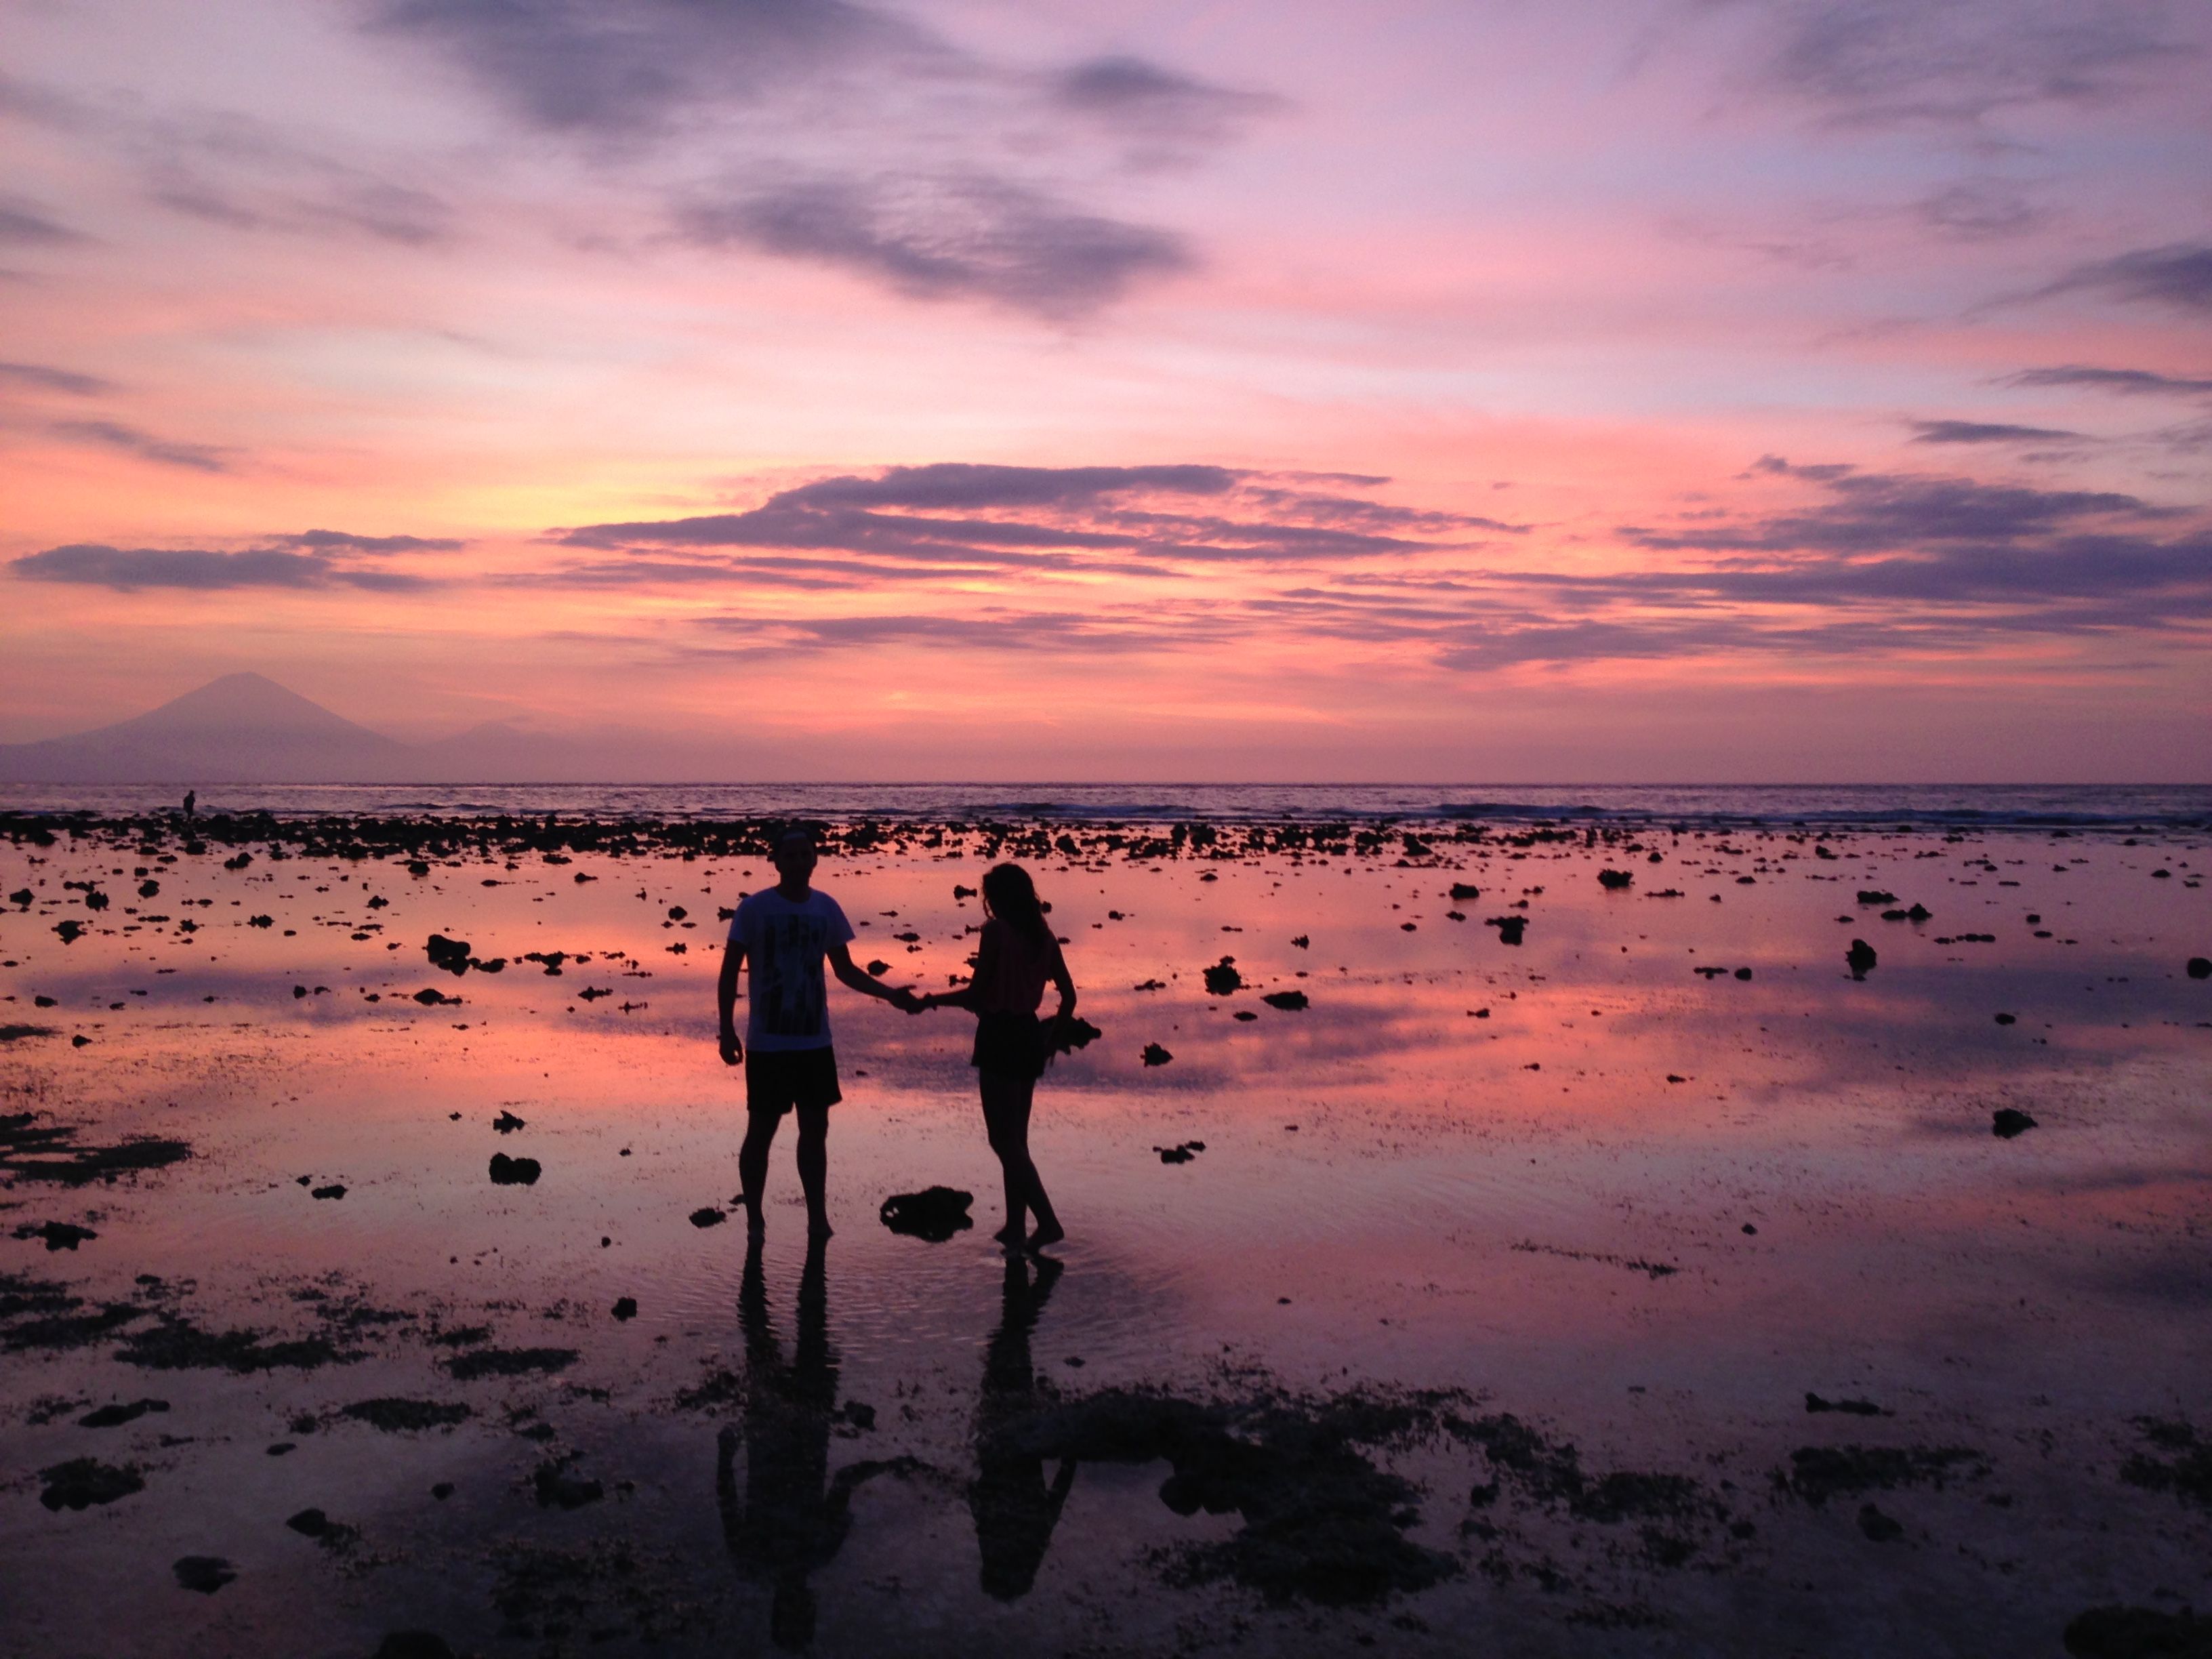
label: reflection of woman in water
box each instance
[969,1252,1076,1599]
[914,863,1076,1250]
[717,1231,862,1651]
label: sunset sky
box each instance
[3,0,2209,780]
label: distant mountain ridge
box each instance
[0,673,594,784]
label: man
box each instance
[718,827,914,1237]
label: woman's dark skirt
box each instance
[972,1010,1050,1081]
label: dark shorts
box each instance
[745,1045,842,1116]
[972,1012,1050,1082]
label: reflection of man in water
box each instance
[970,1252,1076,1599]
[718,1231,862,1650]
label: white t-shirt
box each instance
[729,888,857,1052]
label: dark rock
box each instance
[14,1221,97,1250]
[1449,884,1479,900]
[285,1506,332,1537]
[1203,957,1244,996]
[533,1461,605,1509]
[424,934,472,975]
[880,1186,974,1242]
[2062,1605,2212,1658]
[488,1153,540,1186]
[1846,939,1877,979]
[1597,869,1634,889]
[689,1207,725,1228]
[340,1398,471,1431]
[2188,958,2211,980]
[1048,1015,1104,1054]
[1233,1010,1258,1022]
[411,987,459,1006]
[666,905,687,920]
[1290,935,1310,948]
[173,1556,236,1594]
[1142,1042,1173,1066]
[1261,990,1309,1011]
[79,1397,169,1429]
[1994,1012,2018,1025]
[312,1184,346,1200]
[1155,1141,1205,1165]
[1733,967,1753,981]
[1806,1393,1888,1416]
[1856,890,1897,905]
[1856,1502,1904,1541]
[1487,916,1526,945]
[865,960,890,975]
[492,1109,526,1134]
[611,1296,637,1321]
[1992,1109,2036,1138]
[39,1456,144,1509]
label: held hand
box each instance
[892,986,924,1014]
[719,1032,743,1066]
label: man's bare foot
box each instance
[991,1222,1024,1247]
[807,1216,834,1240]
[1027,1219,1066,1250]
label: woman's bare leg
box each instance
[981,1072,1060,1247]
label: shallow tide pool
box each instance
[3,816,2209,1657]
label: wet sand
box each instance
[2,811,2209,1658]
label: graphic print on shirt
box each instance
[755,912,830,1040]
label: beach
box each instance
[2,806,2208,1658]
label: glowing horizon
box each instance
[3,0,2209,781]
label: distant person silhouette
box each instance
[912,862,1076,1249]
[719,827,918,1237]
[717,1230,870,1650]
[968,1252,1075,1599]
[182,790,195,819]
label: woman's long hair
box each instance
[981,862,1052,951]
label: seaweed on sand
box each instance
[0,1268,148,1352]
[2119,1418,2212,1509]
[0,1111,190,1186]
[116,1311,363,1373]
[1778,1444,1988,1506]
[991,1384,1463,1605]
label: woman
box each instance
[916,862,1074,1250]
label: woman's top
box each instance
[972,917,1062,1016]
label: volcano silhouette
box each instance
[0,672,534,783]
